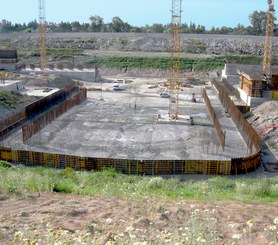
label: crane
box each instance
[38,0,47,75]
[263,0,275,90]
[168,0,182,120]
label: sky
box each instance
[1,0,277,28]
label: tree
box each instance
[58,22,72,32]
[110,16,130,32]
[27,19,38,30]
[249,11,267,35]
[181,23,189,33]
[189,22,196,33]
[89,15,104,32]
[71,21,81,32]
[0,19,12,33]
[149,23,164,33]
[196,25,206,34]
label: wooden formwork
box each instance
[0,146,261,175]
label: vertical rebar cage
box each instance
[38,0,47,73]
[168,0,182,120]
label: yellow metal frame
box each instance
[263,2,275,88]
[38,0,47,74]
[168,0,182,120]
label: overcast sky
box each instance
[1,0,276,28]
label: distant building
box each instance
[0,50,18,71]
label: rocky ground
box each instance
[248,101,278,167]
[1,33,278,56]
[0,192,278,244]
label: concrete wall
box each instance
[0,80,23,91]
[20,69,99,83]
[53,70,98,83]
[0,62,17,71]
[237,87,270,107]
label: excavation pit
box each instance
[2,77,249,161]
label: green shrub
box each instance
[0,161,12,168]
[60,167,76,179]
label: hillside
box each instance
[0,166,277,244]
[1,33,278,56]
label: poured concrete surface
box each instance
[2,77,248,160]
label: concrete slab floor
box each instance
[2,77,249,160]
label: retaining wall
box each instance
[202,89,226,150]
[22,89,87,142]
[211,79,261,172]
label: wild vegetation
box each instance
[0,90,30,109]
[0,164,278,244]
[0,165,277,202]
[91,55,278,71]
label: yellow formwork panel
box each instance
[220,161,231,175]
[53,154,60,168]
[11,150,19,163]
[0,147,12,161]
[271,91,278,99]
[206,161,218,175]
[77,157,86,170]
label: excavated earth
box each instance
[0,192,278,244]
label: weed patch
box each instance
[0,164,277,203]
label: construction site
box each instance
[0,0,277,175]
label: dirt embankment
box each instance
[1,33,278,56]
[0,192,278,244]
[248,101,278,163]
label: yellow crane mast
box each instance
[168,0,182,120]
[263,0,275,90]
[38,0,47,75]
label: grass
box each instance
[1,164,278,244]
[0,90,30,109]
[89,55,278,72]
[22,48,84,59]
[0,164,277,203]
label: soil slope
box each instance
[0,193,277,244]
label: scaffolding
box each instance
[168,0,182,120]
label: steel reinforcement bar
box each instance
[202,89,226,150]
[22,89,87,142]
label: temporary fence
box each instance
[202,89,226,150]
[22,89,87,142]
